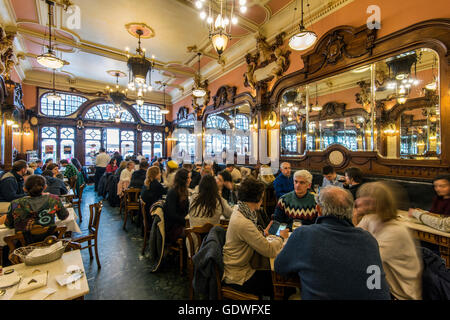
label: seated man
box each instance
[344,167,364,199]
[129,160,149,189]
[60,159,78,180]
[272,162,294,199]
[183,163,201,189]
[225,164,242,183]
[274,186,391,300]
[42,170,68,196]
[0,160,28,202]
[321,165,344,188]
[273,170,317,229]
[34,160,43,175]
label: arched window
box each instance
[40,92,87,116]
[234,114,249,130]
[85,103,135,122]
[206,114,230,129]
[132,104,163,125]
[178,119,195,128]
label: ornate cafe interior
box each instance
[0,0,449,302]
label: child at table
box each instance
[4,175,69,235]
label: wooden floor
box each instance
[79,185,189,300]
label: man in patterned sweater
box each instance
[273,169,317,230]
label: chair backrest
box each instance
[88,201,103,235]
[140,198,149,232]
[76,183,86,200]
[8,235,81,265]
[124,188,141,205]
[185,223,214,259]
[68,175,77,189]
[4,226,68,253]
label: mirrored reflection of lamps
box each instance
[383,123,396,135]
[425,56,438,91]
[192,53,207,98]
[126,28,155,92]
[37,1,65,69]
[160,83,170,115]
[47,69,61,103]
[289,0,317,51]
[198,1,244,58]
[281,90,303,122]
[386,51,419,105]
[311,84,322,112]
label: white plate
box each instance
[0,272,21,289]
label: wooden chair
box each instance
[68,175,77,190]
[4,226,68,254]
[71,183,86,223]
[8,235,81,265]
[185,223,214,299]
[140,198,150,256]
[72,201,103,269]
[122,188,141,230]
[168,237,185,276]
[215,264,259,300]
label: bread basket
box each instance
[11,240,70,266]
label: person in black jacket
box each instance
[141,166,167,215]
[344,167,365,199]
[163,168,191,244]
[0,160,28,202]
[129,160,149,189]
[183,163,201,189]
[42,170,68,196]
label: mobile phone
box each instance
[268,221,287,236]
[276,223,287,236]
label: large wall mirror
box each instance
[278,47,441,160]
[204,103,252,158]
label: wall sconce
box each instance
[267,111,277,128]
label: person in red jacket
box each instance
[106,158,118,173]
[429,175,450,215]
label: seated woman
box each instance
[117,160,135,197]
[216,170,237,206]
[115,160,128,179]
[222,177,288,298]
[356,182,422,300]
[4,175,69,235]
[163,168,191,244]
[257,165,275,186]
[189,174,232,228]
[163,160,179,189]
[42,170,68,196]
[141,166,167,214]
[106,158,118,173]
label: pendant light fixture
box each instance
[192,53,207,98]
[126,28,155,92]
[289,0,317,51]
[47,69,62,103]
[311,84,322,112]
[37,0,65,69]
[105,71,127,121]
[160,83,170,115]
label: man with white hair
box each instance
[274,186,391,300]
[273,162,294,199]
[272,169,317,229]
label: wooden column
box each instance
[2,112,13,170]
[75,127,85,165]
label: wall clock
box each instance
[30,116,38,126]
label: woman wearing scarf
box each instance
[222,177,288,298]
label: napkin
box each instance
[55,270,84,286]
[16,272,48,294]
[27,241,64,258]
[30,287,56,300]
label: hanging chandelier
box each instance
[192,53,207,98]
[281,90,302,122]
[37,0,65,69]
[106,71,127,121]
[160,83,170,115]
[311,84,322,112]
[196,0,246,58]
[47,69,61,103]
[125,28,155,92]
[289,0,317,51]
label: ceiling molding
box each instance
[0,0,17,25]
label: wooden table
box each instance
[397,210,450,267]
[0,250,89,300]
[0,202,10,215]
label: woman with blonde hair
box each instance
[117,161,135,197]
[258,165,275,185]
[355,181,422,300]
[141,166,167,214]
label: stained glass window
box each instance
[132,104,163,125]
[40,93,87,117]
[85,104,135,122]
[234,114,249,130]
[206,115,230,129]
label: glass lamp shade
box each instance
[289,27,317,51]
[192,87,206,98]
[37,52,64,69]
[114,117,121,123]
[160,108,170,115]
[311,105,322,112]
[211,32,229,56]
[47,93,62,103]
[136,98,144,106]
